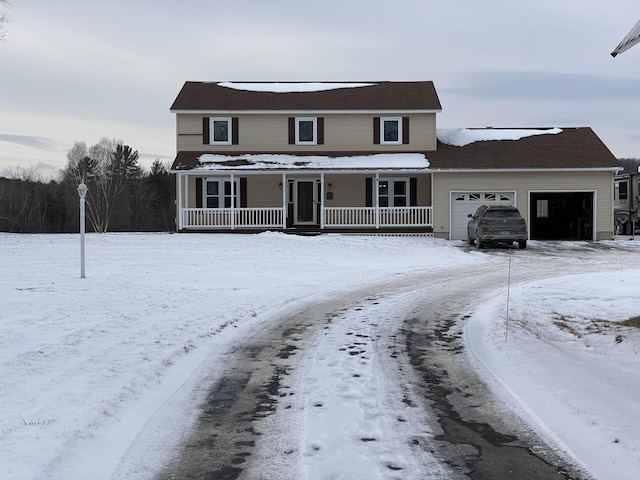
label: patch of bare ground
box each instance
[552,314,582,338]
[622,316,640,328]
[547,313,640,345]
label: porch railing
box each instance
[181,207,284,229]
[324,206,432,227]
[180,206,432,229]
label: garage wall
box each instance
[431,171,615,240]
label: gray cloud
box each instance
[444,70,640,101]
[0,133,58,151]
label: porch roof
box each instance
[171,152,429,173]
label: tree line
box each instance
[0,138,175,233]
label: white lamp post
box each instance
[77,182,88,278]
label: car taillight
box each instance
[481,218,489,224]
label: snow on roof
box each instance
[196,153,429,170]
[217,82,377,93]
[437,128,563,147]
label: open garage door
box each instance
[530,192,594,240]
[450,191,515,240]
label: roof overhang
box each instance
[430,167,620,173]
[171,109,442,115]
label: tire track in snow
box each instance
[294,292,451,479]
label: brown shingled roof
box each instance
[427,127,618,170]
[170,81,442,111]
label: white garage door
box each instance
[450,191,515,240]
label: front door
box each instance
[295,180,317,224]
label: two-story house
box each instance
[170,81,619,240]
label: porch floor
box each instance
[178,226,434,236]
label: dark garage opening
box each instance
[530,192,594,240]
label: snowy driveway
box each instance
[152,241,639,479]
[2,234,639,480]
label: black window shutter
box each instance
[317,117,324,144]
[232,118,239,145]
[403,117,410,144]
[240,177,247,207]
[196,177,203,207]
[202,118,210,145]
[365,178,373,207]
[410,177,417,206]
[373,117,380,144]
[288,117,295,144]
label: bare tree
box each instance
[1,0,13,42]
[64,138,141,232]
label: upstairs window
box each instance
[381,117,402,144]
[210,118,232,145]
[296,117,317,145]
[203,117,239,145]
[373,117,409,144]
[288,117,324,145]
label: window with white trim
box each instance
[537,199,549,218]
[380,117,402,145]
[378,178,408,207]
[204,179,239,208]
[209,117,232,145]
[296,117,317,145]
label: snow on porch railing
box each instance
[324,206,432,227]
[181,208,284,229]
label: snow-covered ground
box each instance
[1,233,639,479]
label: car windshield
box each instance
[485,210,520,218]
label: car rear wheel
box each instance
[476,232,484,249]
[518,240,527,249]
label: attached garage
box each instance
[427,127,618,241]
[529,191,594,240]
[450,191,515,240]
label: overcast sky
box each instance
[0,0,638,177]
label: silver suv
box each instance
[467,205,528,249]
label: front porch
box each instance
[179,205,433,231]
[175,170,433,233]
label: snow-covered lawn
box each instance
[1,233,639,479]
[466,267,640,480]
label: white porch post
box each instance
[282,173,287,229]
[230,173,235,230]
[177,174,184,230]
[320,172,325,229]
[375,172,380,229]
